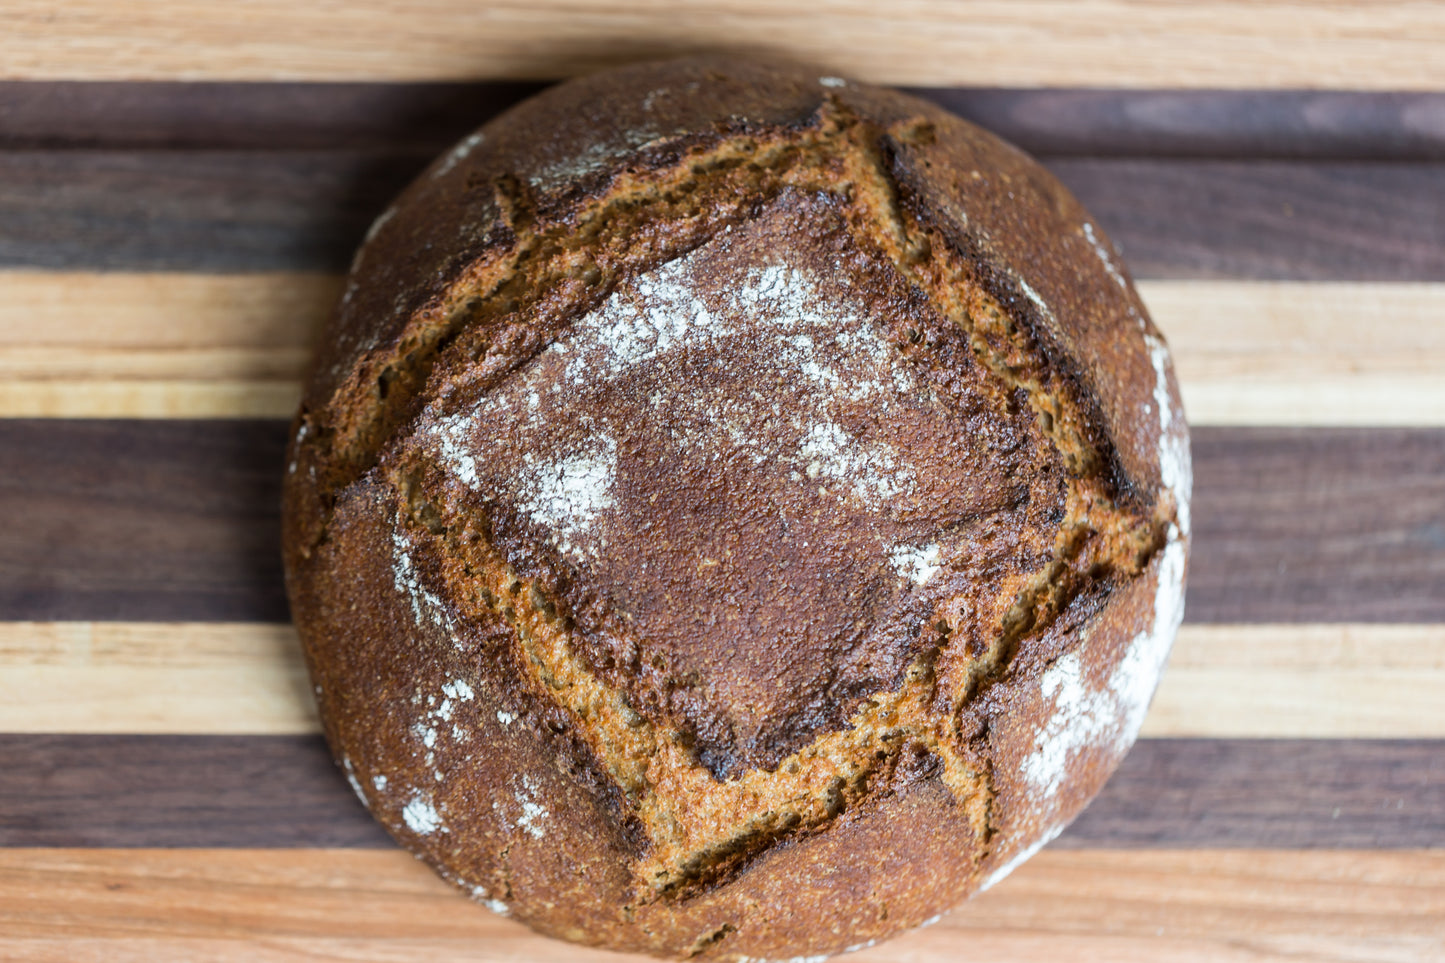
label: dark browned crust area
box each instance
[282,56,1188,962]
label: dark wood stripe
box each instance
[0,420,289,623]
[1,150,1443,278]
[1047,160,1445,281]
[0,150,425,274]
[0,82,546,152]
[1,422,1442,625]
[0,735,1439,849]
[1189,427,1445,624]
[4,83,1444,160]
[1061,739,1445,849]
[912,89,1445,162]
[0,735,388,848]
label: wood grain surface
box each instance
[3,421,1442,623]
[0,419,289,622]
[4,83,1443,159]
[1,849,1441,962]
[2,26,1443,961]
[3,735,1441,850]
[6,274,1443,423]
[5,622,1444,738]
[5,151,1444,279]
[5,1,1445,88]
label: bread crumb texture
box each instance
[282,57,1190,961]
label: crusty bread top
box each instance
[283,55,1190,916]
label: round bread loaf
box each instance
[282,56,1191,960]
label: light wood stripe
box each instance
[2,623,1442,737]
[1145,625,1445,738]
[0,624,316,735]
[0,850,1439,961]
[1143,281,1445,427]
[0,271,333,418]
[4,2,1445,89]
[2,275,1443,424]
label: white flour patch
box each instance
[1017,276,1055,323]
[429,414,482,488]
[497,710,516,725]
[1081,221,1128,292]
[819,76,847,88]
[889,542,942,585]
[391,528,453,631]
[514,436,618,557]
[528,127,659,192]
[432,130,485,180]
[441,679,475,702]
[372,774,388,793]
[797,420,910,503]
[475,890,510,916]
[419,235,944,566]
[1022,526,1187,801]
[980,821,1065,891]
[514,775,549,839]
[363,205,396,245]
[413,723,438,749]
[341,757,366,805]
[1146,333,1193,537]
[402,794,443,835]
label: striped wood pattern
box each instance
[5,153,1443,278]
[2,850,1442,962]
[5,2,1445,88]
[5,275,1443,423]
[3,84,1441,158]
[1,56,1443,963]
[4,622,1444,738]
[3,736,1441,849]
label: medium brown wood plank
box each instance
[5,83,1444,160]
[5,622,1444,738]
[1,736,1441,849]
[4,422,1443,623]
[5,0,1445,88]
[1,849,1442,962]
[2,152,1443,279]
[0,271,338,349]
[7,275,1444,423]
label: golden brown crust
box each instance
[282,55,1191,960]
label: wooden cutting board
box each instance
[2,3,1443,960]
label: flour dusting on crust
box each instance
[420,242,937,566]
[1081,221,1128,293]
[979,820,1065,892]
[1022,527,1187,801]
[432,130,485,180]
[391,528,454,632]
[1146,333,1193,536]
[402,794,443,835]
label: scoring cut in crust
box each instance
[282,56,1190,962]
